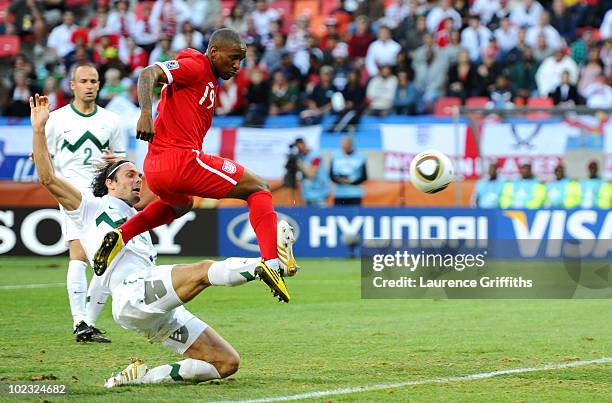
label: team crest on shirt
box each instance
[222,160,237,174]
[165,60,179,70]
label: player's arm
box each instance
[136,64,167,142]
[30,94,82,211]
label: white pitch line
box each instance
[225,357,612,403]
[0,282,65,290]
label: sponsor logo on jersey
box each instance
[165,60,180,70]
[227,212,300,252]
[222,160,237,174]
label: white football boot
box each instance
[277,220,299,277]
[104,359,149,388]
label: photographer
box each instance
[284,138,329,207]
[330,136,367,205]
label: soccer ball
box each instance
[409,150,454,193]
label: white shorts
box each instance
[112,265,208,355]
[60,205,82,243]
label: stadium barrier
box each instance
[3,207,608,258]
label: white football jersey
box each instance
[45,103,126,189]
[65,192,157,290]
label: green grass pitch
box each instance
[0,257,610,402]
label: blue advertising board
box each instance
[217,207,612,259]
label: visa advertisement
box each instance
[218,208,612,259]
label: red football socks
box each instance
[119,199,178,243]
[247,190,278,261]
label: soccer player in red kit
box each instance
[92,28,297,302]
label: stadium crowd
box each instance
[1,0,611,121]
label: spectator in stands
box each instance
[535,49,579,97]
[570,29,595,66]
[439,29,462,65]
[526,11,563,51]
[601,39,612,78]
[172,21,204,52]
[216,77,242,116]
[99,68,128,102]
[578,48,603,96]
[300,65,337,125]
[261,33,286,73]
[330,43,351,91]
[475,51,500,97]
[150,0,191,36]
[413,33,439,65]
[148,34,174,65]
[495,17,519,57]
[320,18,341,53]
[348,15,374,59]
[385,0,411,30]
[47,10,77,59]
[120,37,149,78]
[278,51,303,88]
[225,4,248,35]
[330,136,367,205]
[244,69,269,127]
[550,70,582,106]
[251,0,279,38]
[461,14,491,62]
[131,2,159,54]
[546,163,580,208]
[4,70,39,117]
[489,74,514,109]
[581,74,612,109]
[413,48,447,113]
[364,26,401,77]
[394,70,419,115]
[42,75,67,111]
[190,0,222,33]
[602,9,612,40]
[269,71,299,116]
[499,163,547,209]
[332,69,366,132]
[294,138,329,207]
[397,14,427,55]
[472,162,504,208]
[550,0,576,42]
[426,0,461,33]
[510,0,543,28]
[8,0,47,51]
[447,49,478,102]
[64,45,93,74]
[580,161,612,209]
[470,0,501,26]
[504,27,530,65]
[532,32,556,62]
[366,65,398,116]
[106,0,135,40]
[285,16,310,56]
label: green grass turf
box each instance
[0,256,610,402]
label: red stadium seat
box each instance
[434,96,461,116]
[321,0,339,16]
[526,97,553,120]
[465,96,489,108]
[0,35,20,58]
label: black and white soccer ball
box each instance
[409,150,454,194]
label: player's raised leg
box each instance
[227,169,292,302]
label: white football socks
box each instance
[85,273,110,327]
[67,260,88,327]
[142,359,220,384]
[207,257,261,286]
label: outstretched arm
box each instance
[30,94,82,211]
[136,64,167,143]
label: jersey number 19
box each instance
[199,86,215,109]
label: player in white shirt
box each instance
[45,63,126,343]
[31,94,298,387]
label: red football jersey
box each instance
[152,48,218,151]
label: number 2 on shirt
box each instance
[199,86,215,109]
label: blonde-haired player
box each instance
[45,63,126,342]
